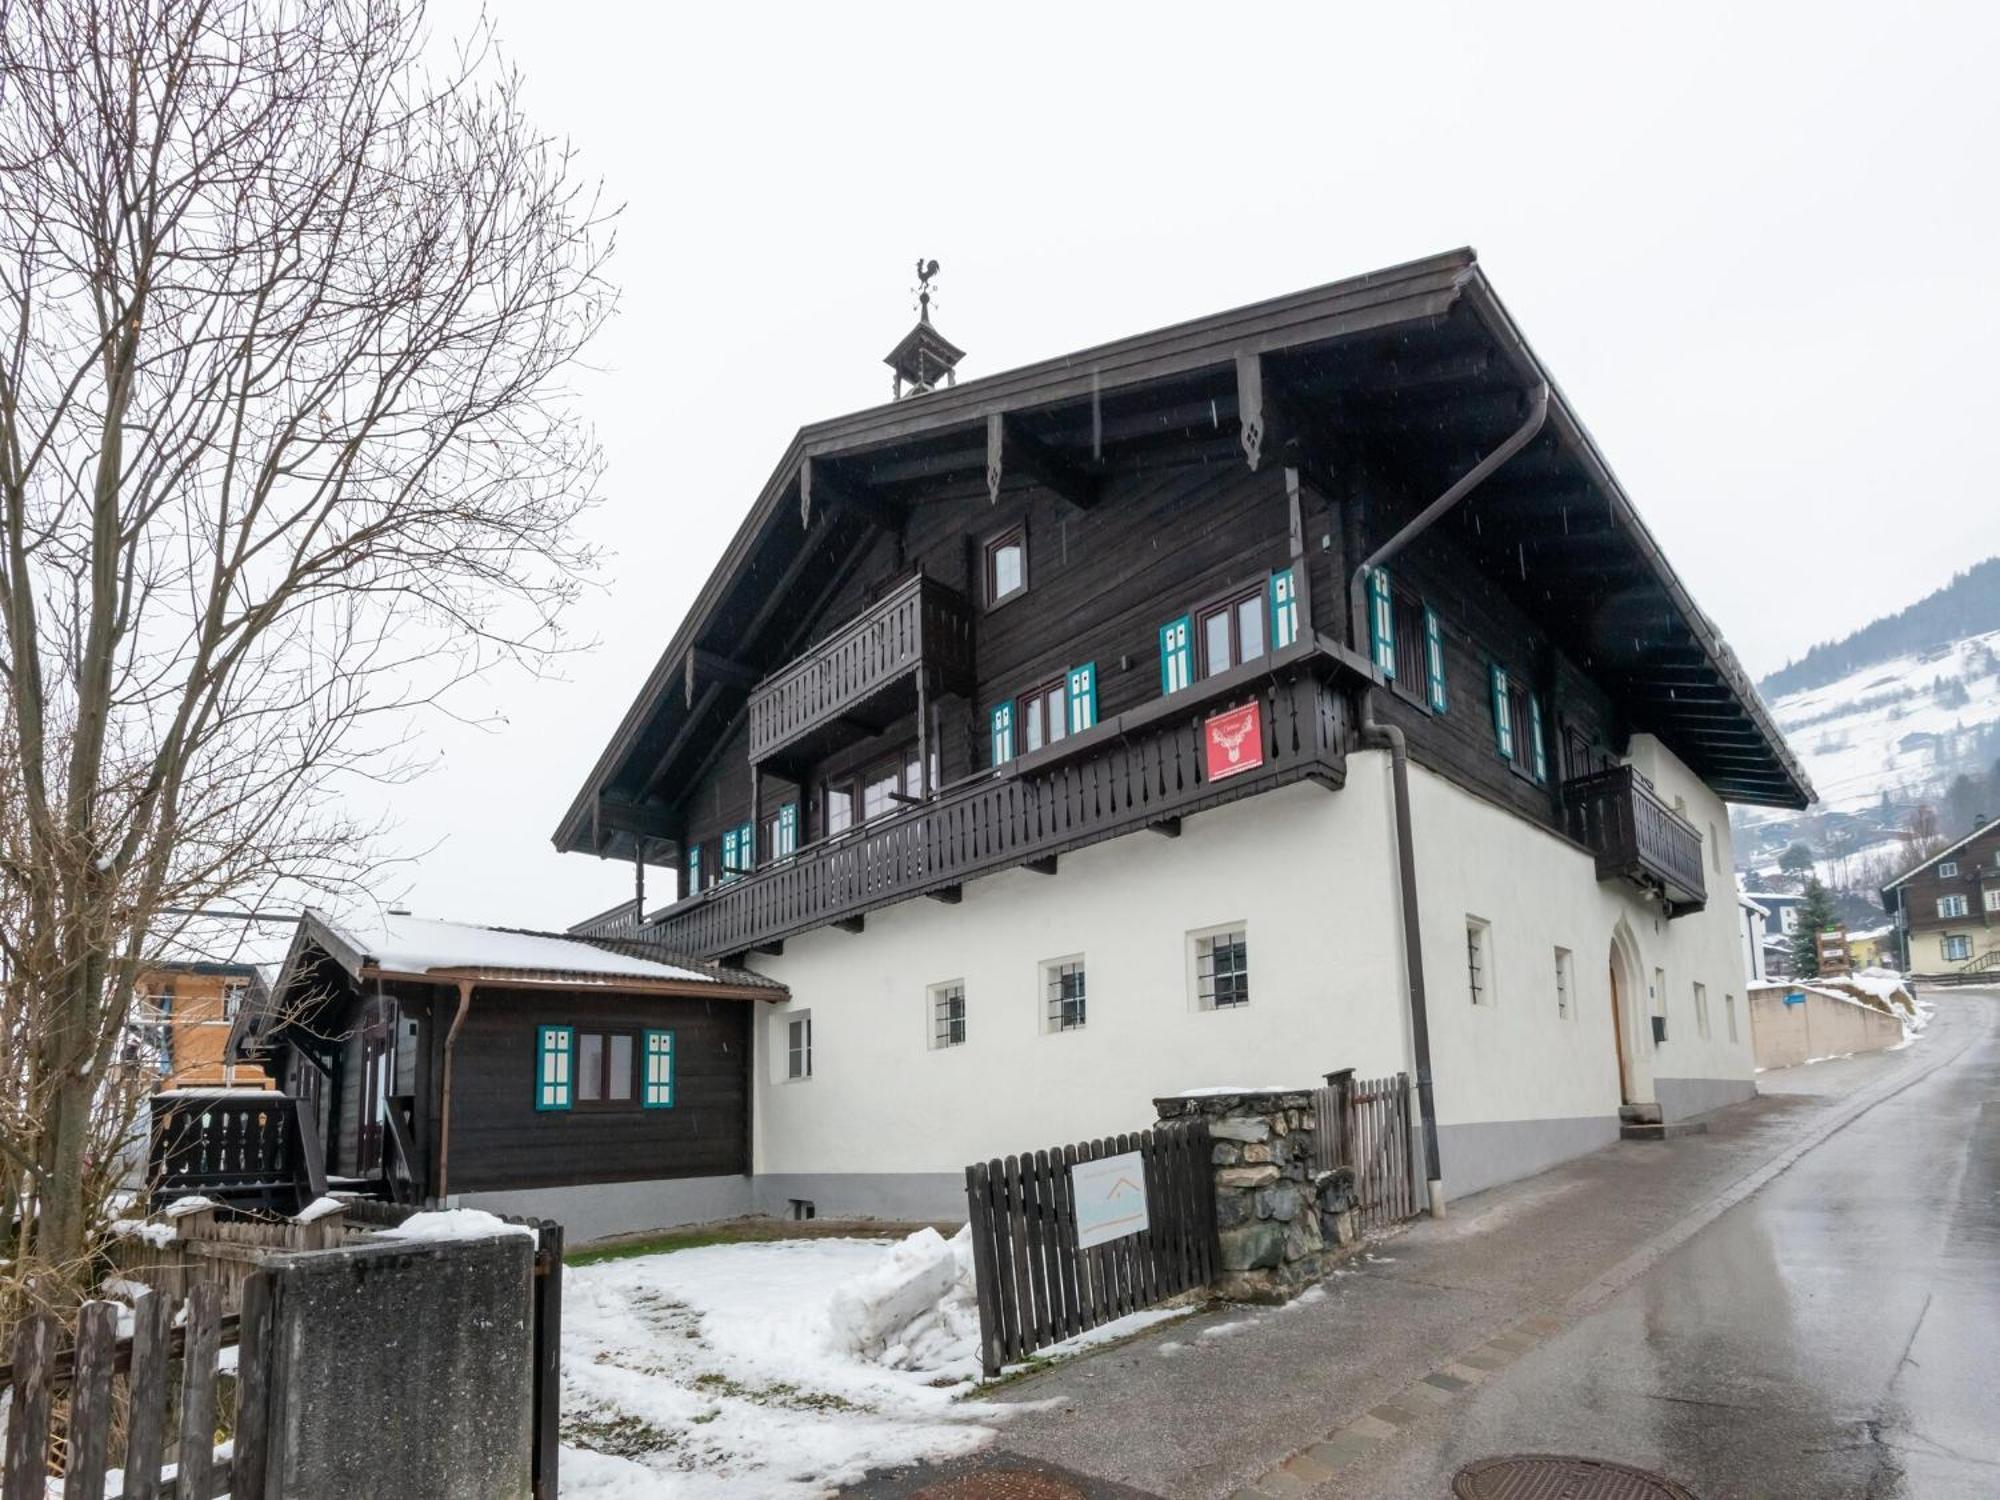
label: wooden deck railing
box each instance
[658,655,1347,958]
[149,1093,324,1212]
[1562,764,1707,911]
[746,572,974,765]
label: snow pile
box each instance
[106,1217,179,1249]
[561,1231,1186,1499]
[293,1195,346,1224]
[1844,967,1914,1012]
[374,1208,535,1244]
[826,1226,978,1369]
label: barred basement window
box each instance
[1194,927,1250,1009]
[930,981,966,1049]
[1725,993,1738,1043]
[1554,946,1573,1020]
[1693,982,1711,1040]
[1466,918,1492,1006]
[1044,957,1086,1033]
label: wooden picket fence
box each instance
[963,1121,1216,1377]
[0,1281,262,1500]
[1313,1070,1418,1232]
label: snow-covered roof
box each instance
[1879,812,2000,892]
[1738,894,1770,916]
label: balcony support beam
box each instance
[1023,855,1058,876]
[927,885,963,904]
[834,916,866,935]
[1148,818,1182,838]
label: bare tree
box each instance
[0,0,612,1299]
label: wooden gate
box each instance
[963,1121,1216,1377]
[1314,1070,1419,1232]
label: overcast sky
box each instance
[364,0,1998,933]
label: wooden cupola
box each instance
[884,257,964,399]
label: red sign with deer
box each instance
[1204,702,1264,781]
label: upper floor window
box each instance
[1938,860,1959,879]
[1020,678,1068,754]
[1200,585,1266,677]
[720,823,754,880]
[992,665,1095,764]
[984,525,1026,608]
[1938,893,1969,918]
[1488,663,1547,784]
[825,779,855,837]
[1985,889,2000,914]
[685,844,703,896]
[223,981,248,1021]
[764,801,799,860]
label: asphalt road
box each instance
[1328,989,2000,1499]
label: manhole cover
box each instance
[912,1472,1088,1500]
[1452,1455,1699,1500]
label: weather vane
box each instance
[913,258,940,323]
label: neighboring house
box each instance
[1847,924,1894,970]
[131,962,274,1091]
[547,247,1811,1232]
[1745,890,1806,944]
[1738,895,1769,984]
[1879,814,2000,975]
[234,911,779,1237]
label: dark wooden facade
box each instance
[561,250,1811,960]
[1882,816,2000,945]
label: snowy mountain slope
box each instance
[1735,629,2000,843]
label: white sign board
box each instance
[1071,1150,1150,1248]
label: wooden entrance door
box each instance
[1609,955,1633,1105]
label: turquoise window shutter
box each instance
[1490,664,1515,760]
[1067,662,1098,733]
[1528,694,1548,783]
[686,844,701,895]
[535,1025,573,1111]
[1368,569,1396,678]
[642,1030,676,1108]
[990,701,1014,764]
[1159,616,1193,694]
[776,802,798,858]
[1269,569,1298,650]
[1423,606,1448,713]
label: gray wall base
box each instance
[751,1172,966,1225]
[1654,1075,1756,1123]
[457,1175,752,1245]
[1437,1115,1622,1200]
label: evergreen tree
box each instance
[1792,878,1839,977]
[1778,841,1817,874]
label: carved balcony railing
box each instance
[747,572,974,769]
[656,648,1348,959]
[1563,764,1707,914]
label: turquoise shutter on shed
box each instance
[642,1030,676,1108]
[1490,664,1515,761]
[1269,568,1298,650]
[1528,693,1548,783]
[1066,662,1098,733]
[1367,569,1396,678]
[990,701,1015,764]
[535,1025,573,1111]
[1159,616,1193,694]
[1423,606,1448,713]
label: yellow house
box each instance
[133,962,274,1090]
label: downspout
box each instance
[1345,379,1550,1219]
[436,979,473,1202]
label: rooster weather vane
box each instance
[914,257,940,321]
[882,256,964,402]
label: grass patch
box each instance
[566,1216,950,1266]
[686,1371,863,1413]
[564,1410,679,1458]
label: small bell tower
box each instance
[884,258,965,400]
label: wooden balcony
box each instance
[656,647,1350,959]
[747,572,975,769]
[1562,764,1707,914]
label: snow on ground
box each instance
[561,1230,1183,1498]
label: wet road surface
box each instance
[1329,991,2000,1499]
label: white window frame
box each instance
[784,1011,813,1081]
[1938,861,1959,878]
[1780,907,1799,935]
[1553,946,1573,1020]
[1042,955,1087,1034]
[1190,924,1250,1011]
[1942,934,1973,962]
[1986,889,2000,914]
[1938,893,1969,919]
[928,981,967,1050]
[1466,917,1493,1007]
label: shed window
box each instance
[575,1031,635,1104]
[984,526,1026,607]
[643,1030,676,1107]
[1199,585,1266,677]
[535,1025,573,1111]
